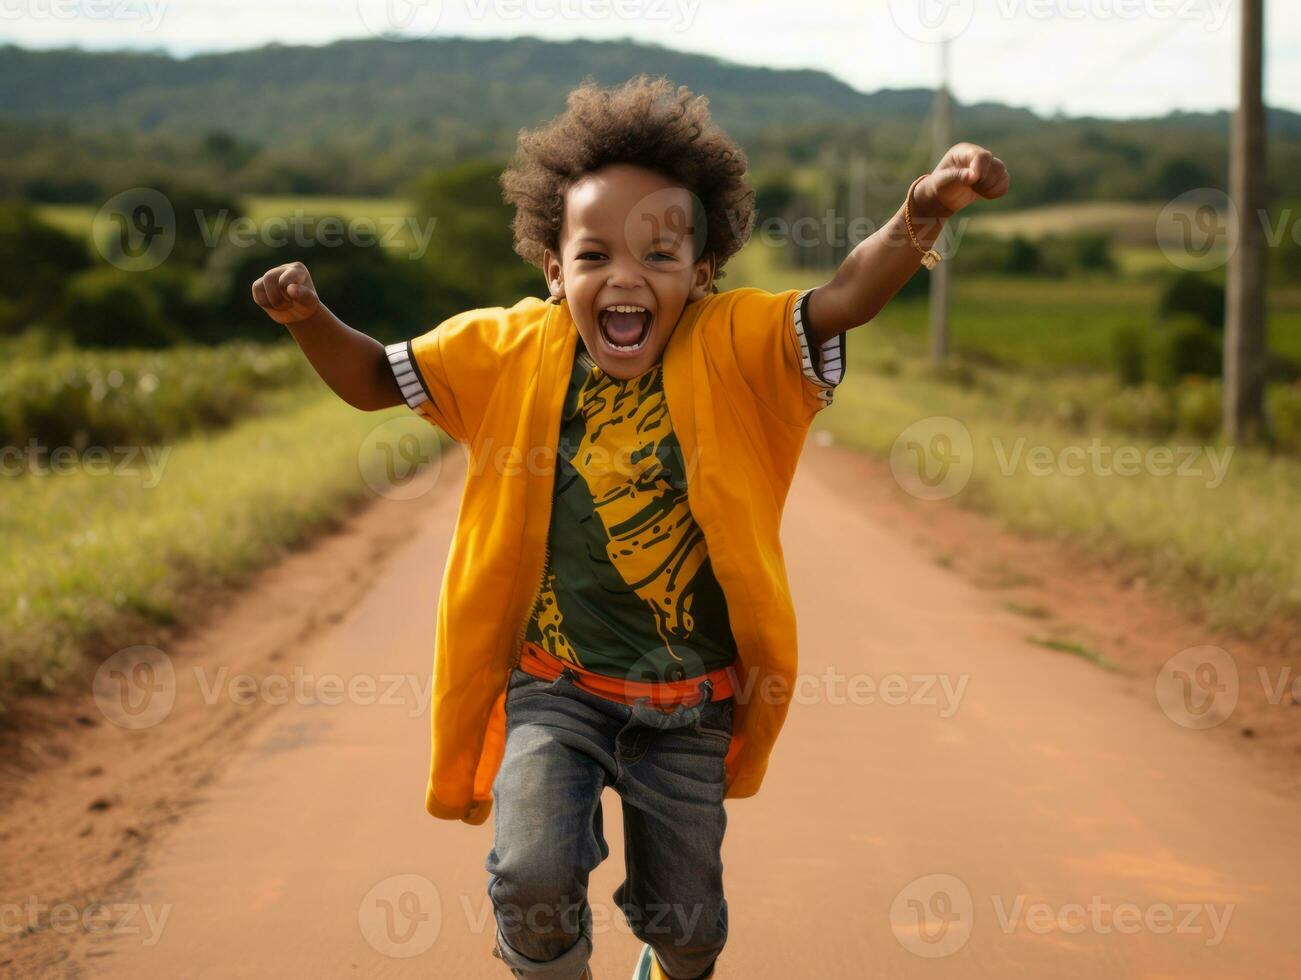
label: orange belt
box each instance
[518,640,736,711]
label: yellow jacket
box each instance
[386,285,844,823]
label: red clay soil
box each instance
[1,437,1296,978]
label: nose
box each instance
[605,253,645,289]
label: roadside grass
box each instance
[0,389,446,707]
[1003,601,1051,620]
[1,341,314,449]
[1026,635,1123,673]
[817,330,1301,637]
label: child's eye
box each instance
[577,251,606,261]
[648,252,676,262]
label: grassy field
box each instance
[726,241,1301,634]
[964,201,1166,244]
[0,387,445,706]
[813,338,1299,634]
[729,240,1301,371]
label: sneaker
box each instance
[631,943,666,980]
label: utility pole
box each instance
[929,34,952,364]
[1223,0,1267,442]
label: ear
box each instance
[687,252,716,302]
[542,247,564,300]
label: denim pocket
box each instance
[505,667,553,711]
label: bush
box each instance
[1267,382,1301,454]
[1006,236,1047,275]
[0,203,92,334]
[1157,271,1224,331]
[92,180,245,272]
[0,342,312,450]
[1112,323,1146,387]
[952,234,1065,277]
[204,220,434,344]
[146,266,221,343]
[1039,232,1116,275]
[1147,314,1221,387]
[49,267,183,349]
[412,159,546,307]
[1100,383,1175,438]
[1072,232,1117,273]
[1174,377,1222,439]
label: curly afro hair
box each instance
[499,74,756,286]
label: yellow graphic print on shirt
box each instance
[524,345,737,682]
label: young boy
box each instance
[253,75,1007,980]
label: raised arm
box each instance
[806,143,1010,347]
[252,261,404,411]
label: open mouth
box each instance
[597,304,653,355]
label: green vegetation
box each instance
[0,342,314,450]
[0,390,445,704]
[730,220,1301,636]
[1026,636,1122,673]
[731,273,1301,376]
[815,333,1301,635]
[4,37,1301,206]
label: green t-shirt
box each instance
[523,337,738,683]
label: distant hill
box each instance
[1,36,1299,205]
[0,36,1043,146]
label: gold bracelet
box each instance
[904,173,944,270]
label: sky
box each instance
[2,0,1298,119]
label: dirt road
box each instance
[5,438,1297,978]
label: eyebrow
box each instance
[570,235,683,250]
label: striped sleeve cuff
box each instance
[385,341,438,422]
[792,287,845,407]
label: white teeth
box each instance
[599,304,650,352]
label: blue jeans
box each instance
[485,665,733,980]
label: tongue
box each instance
[604,311,646,346]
